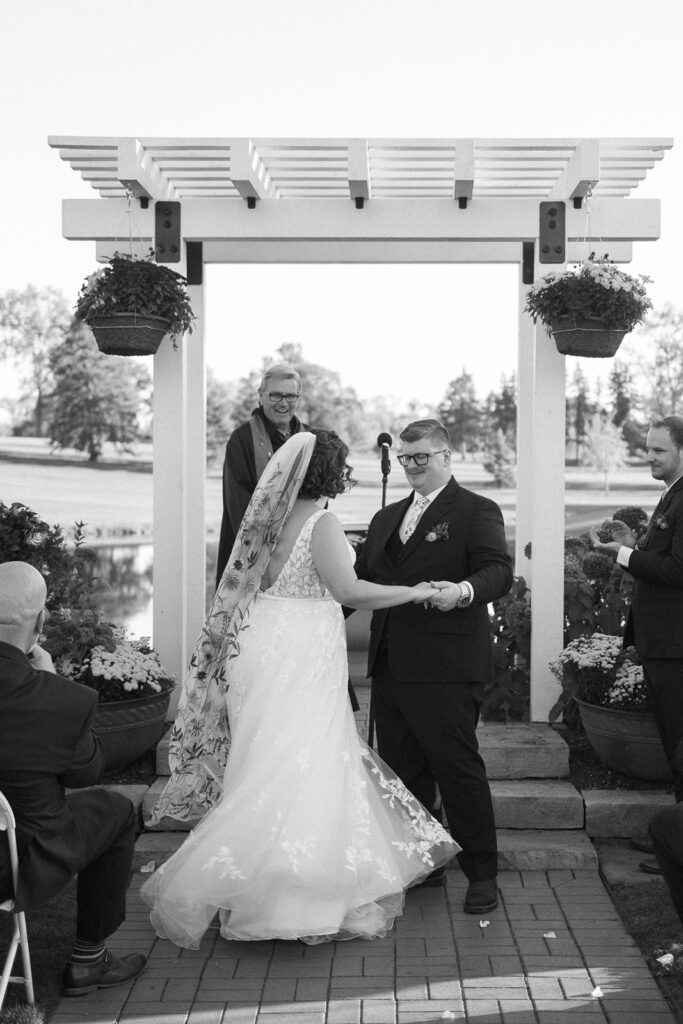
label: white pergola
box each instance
[49,136,673,721]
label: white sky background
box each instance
[0,0,681,408]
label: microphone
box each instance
[377,432,392,477]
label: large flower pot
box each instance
[575,697,671,781]
[94,689,172,770]
[548,316,627,358]
[88,313,170,356]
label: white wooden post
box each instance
[528,292,566,722]
[515,267,535,580]
[152,276,206,714]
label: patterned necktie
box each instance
[400,496,430,543]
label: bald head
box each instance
[0,562,47,642]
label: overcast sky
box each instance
[1,0,680,406]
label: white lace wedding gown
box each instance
[141,510,458,947]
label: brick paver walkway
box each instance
[47,867,678,1022]
[47,687,679,1023]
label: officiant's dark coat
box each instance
[355,477,512,882]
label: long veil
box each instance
[146,431,317,826]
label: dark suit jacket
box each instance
[215,407,306,586]
[624,477,683,659]
[355,478,512,683]
[0,641,106,911]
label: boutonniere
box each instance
[654,514,669,530]
[425,522,449,543]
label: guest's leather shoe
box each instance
[415,867,446,888]
[630,835,655,855]
[464,879,498,914]
[639,859,662,875]
[62,950,146,996]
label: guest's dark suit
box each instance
[0,641,136,940]
[624,478,683,798]
[355,477,512,881]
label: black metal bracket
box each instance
[522,241,535,285]
[573,197,583,209]
[139,196,149,209]
[355,197,365,209]
[186,241,203,286]
[246,197,257,209]
[458,197,468,209]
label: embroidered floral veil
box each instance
[146,431,317,825]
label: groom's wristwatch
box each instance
[455,582,473,608]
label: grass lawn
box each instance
[0,441,665,541]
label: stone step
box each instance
[491,780,583,829]
[143,777,582,833]
[133,827,598,873]
[155,719,570,780]
[583,788,674,838]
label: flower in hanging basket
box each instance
[75,250,195,351]
[55,627,176,703]
[524,256,652,336]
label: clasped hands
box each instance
[413,580,466,611]
[589,519,637,559]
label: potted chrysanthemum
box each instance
[524,256,651,358]
[75,250,194,356]
[549,634,669,781]
[50,621,176,771]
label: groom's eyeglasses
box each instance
[396,449,449,467]
[267,392,300,404]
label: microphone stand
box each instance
[368,435,392,748]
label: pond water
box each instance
[94,540,219,638]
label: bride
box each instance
[141,429,458,947]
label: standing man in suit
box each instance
[0,561,146,996]
[594,415,683,816]
[355,419,512,914]
[215,363,306,588]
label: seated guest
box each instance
[0,561,146,996]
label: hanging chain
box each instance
[113,186,147,259]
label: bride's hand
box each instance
[412,582,439,604]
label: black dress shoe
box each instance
[62,950,147,996]
[639,859,663,875]
[464,878,498,914]
[630,835,655,854]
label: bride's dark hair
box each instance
[299,428,355,500]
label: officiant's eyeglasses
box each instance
[267,392,300,404]
[396,449,449,467]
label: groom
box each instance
[355,419,512,914]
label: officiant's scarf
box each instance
[147,432,316,825]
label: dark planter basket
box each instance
[575,697,671,781]
[88,313,171,356]
[548,316,627,358]
[93,688,173,770]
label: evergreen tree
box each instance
[582,414,628,495]
[437,370,481,457]
[482,429,516,488]
[48,320,149,462]
[486,374,517,446]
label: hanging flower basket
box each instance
[88,313,171,356]
[547,316,628,358]
[524,257,651,359]
[75,251,194,357]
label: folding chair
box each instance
[0,789,34,1009]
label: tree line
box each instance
[1,287,683,486]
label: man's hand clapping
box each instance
[589,519,637,559]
